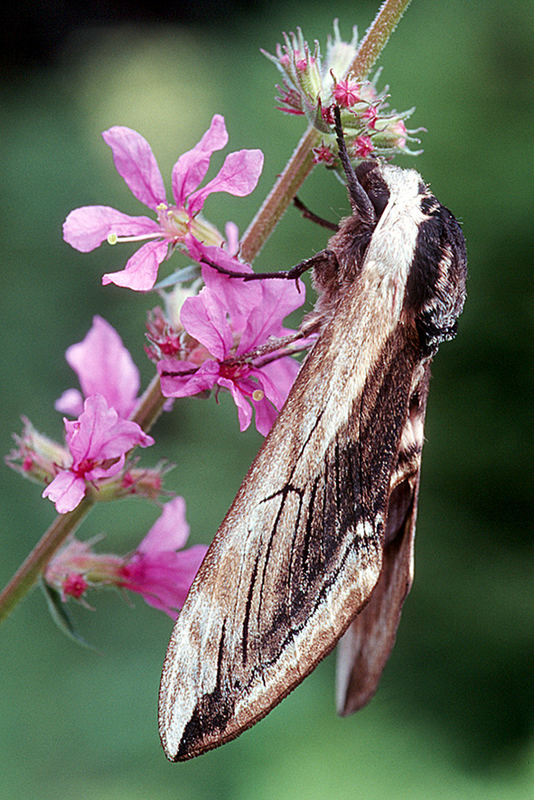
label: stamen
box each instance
[107,232,161,245]
[252,389,264,402]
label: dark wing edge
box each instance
[335,363,430,715]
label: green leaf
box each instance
[154,264,201,289]
[40,579,99,652]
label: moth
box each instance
[158,109,467,761]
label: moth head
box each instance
[355,161,425,221]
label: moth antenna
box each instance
[333,106,375,223]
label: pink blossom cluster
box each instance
[9,116,310,623]
[263,23,422,165]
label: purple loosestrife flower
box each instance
[158,253,306,436]
[63,115,263,291]
[118,496,207,616]
[42,395,154,514]
[56,315,140,418]
[45,497,207,618]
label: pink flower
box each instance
[56,316,140,418]
[362,105,379,129]
[312,144,336,165]
[63,115,264,291]
[354,135,374,159]
[44,497,207,618]
[63,573,89,599]
[333,79,361,108]
[42,395,154,513]
[119,497,207,617]
[158,256,305,436]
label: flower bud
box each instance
[6,418,69,486]
[264,20,423,165]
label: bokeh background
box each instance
[1,1,533,797]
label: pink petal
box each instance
[217,376,254,432]
[237,278,305,355]
[180,288,233,360]
[255,357,301,409]
[186,237,255,324]
[88,453,126,482]
[171,115,228,208]
[55,388,84,417]
[102,127,167,210]
[188,148,264,216]
[185,239,259,336]
[42,471,87,514]
[65,395,153,465]
[63,316,140,418]
[138,496,190,553]
[158,359,219,398]
[251,396,278,436]
[102,239,169,292]
[123,544,207,617]
[63,206,159,253]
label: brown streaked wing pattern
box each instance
[159,276,421,762]
[336,364,430,715]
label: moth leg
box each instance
[236,324,321,366]
[199,249,337,283]
[293,197,339,232]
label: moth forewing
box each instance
[159,158,467,762]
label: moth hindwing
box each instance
[158,149,467,761]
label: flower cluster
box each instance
[44,497,207,618]
[9,114,310,628]
[153,254,306,436]
[263,20,422,164]
[7,10,426,637]
[8,317,159,514]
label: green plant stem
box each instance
[0,0,412,625]
[0,497,93,623]
[350,0,412,79]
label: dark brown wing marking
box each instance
[336,364,430,714]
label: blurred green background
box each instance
[1,1,533,797]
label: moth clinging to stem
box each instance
[158,106,467,761]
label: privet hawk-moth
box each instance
[158,110,467,761]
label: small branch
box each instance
[129,373,166,432]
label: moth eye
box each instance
[366,187,389,218]
[355,162,389,218]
